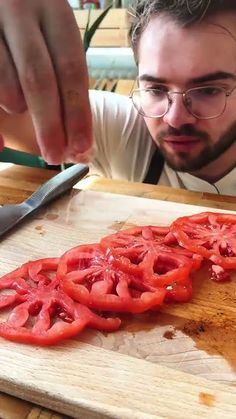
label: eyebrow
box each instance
[191,71,236,83]
[138,71,236,84]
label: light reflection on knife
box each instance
[0,163,89,239]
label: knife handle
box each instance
[26,164,89,209]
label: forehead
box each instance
[138,12,236,85]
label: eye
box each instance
[144,88,168,99]
[145,85,168,93]
[196,86,223,96]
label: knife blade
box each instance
[0,163,89,238]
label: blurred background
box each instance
[68,1,131,9]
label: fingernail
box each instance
[42,151,64,166]
[66,153,90,164]
[71,134,93,155]
[74,154,90,164]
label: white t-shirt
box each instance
[89,90,236,197]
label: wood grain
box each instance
[74,9,129,47]
[0,183,235,418]
[74,9,129,30]
[0,340,236,419]
[80,28,129,47]
[0,165,235,210]
[0,165,235,418]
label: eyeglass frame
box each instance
[129,85,236,120]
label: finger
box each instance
[0,107,40,155]
[0,133,4,151]
[66,146,95,164]
[41,0,93,157]
[1,4,66,164]
[0,36,26,113]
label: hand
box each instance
[0,0,92,164]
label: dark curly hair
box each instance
[128,0,236,62]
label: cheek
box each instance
[144,113,235,145]
[206,110,236,142]
[144,118,162,142]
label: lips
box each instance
[163,136,201,152]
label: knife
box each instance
[0,163,89,238]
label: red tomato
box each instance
[112,250,194,305]
[171,212,236,270]
[0,258,59,309]
[0,258,120,345]
[100,225,175,259]
[165,280,193,303]
[100,225,202,272]
[100,227,198,298]
[57,243,166,313]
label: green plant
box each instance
[83,5,112,52]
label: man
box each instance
[1,0,236,195]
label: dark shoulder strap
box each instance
[143,148,164,185]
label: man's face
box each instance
[138,13,236,172]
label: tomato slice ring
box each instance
[0,258,60,309]
[100,225,170,252]
[100,225,202,272]
[57,243,166,313]
[113,250,193,289]
[100,226,197,292]
[100,226,176,258]
[0,258,120,345]
[171,212,236,269]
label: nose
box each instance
[163,93,197,128]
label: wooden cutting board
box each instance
[0,189,235,419]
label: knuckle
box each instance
[14,42,55,93]
[59,58,80,81]
[22,62,53,93]
[58,59,83,108]
[65,89,81,108]
[8,0,22,6]
[3,0,22,10]
[0,0,27,15]
[0,75,26,113]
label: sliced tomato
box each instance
[100,225,202,271]
[0,258,120,345]
[0,258,60,309]
[57,243,166,313]
[100,225,170,252]
[113,249,193,292]
[171,212,236,270]
[210,264,231,282]
[100,226,196,294]
[165,280,193,303]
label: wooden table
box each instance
[0,164,235,419]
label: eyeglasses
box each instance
[130,85,236,120]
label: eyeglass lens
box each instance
[133,87,227,119]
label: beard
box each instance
[155,121,236,172]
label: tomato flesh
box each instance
[171,212,236,270]
[100,225,202,273]
[0,258,120,345]
[57,243,167,313]
[1,212,233,346]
